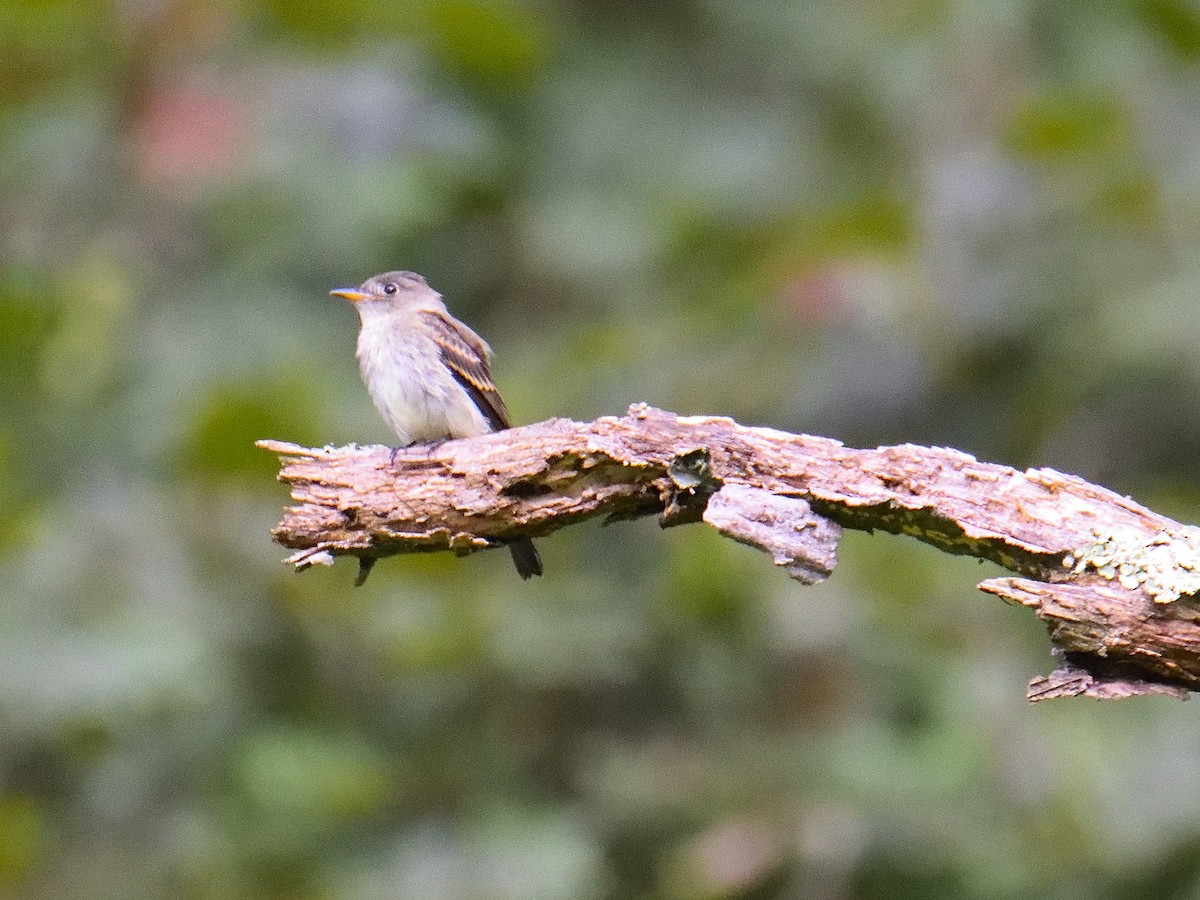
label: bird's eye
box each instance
[383,283,398,295]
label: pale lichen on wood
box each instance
[260,404,1200,702]
[1065,525,1200,603]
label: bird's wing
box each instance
[423,309,512,431]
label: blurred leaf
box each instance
[234,726,397,821]
[424,0,547,88]
[0,0,109,105]
[1134,0,1200,61]
[1091,171,1162,226]
[177,375,323,482]
[259,0,421,42]
[41,252,131,406]
[0,432,21,551]
[1004,91,1127,160]
[59,716,115,762]
[0,273,57,405]
[798,191,913,260]
[664,527,753,626]
[0,794,46,887]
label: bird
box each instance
[330,271,543,579]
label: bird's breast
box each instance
[356,319,490,445]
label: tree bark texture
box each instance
[259,404,1200,702]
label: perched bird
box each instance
[331,271,543,579]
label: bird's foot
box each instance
[389,440,445,468]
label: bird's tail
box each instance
[508,538,543,579]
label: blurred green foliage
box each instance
[4,1,1200,898]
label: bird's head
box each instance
[330,271,439,312]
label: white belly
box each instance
[356,320,490,445]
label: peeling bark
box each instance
[259,404,1200,701]
[702,485,840,584]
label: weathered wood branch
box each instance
[259,404,1200,702]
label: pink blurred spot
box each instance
[778,266,854,327]
[134,87,247,186]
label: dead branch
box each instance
[259,403,1200,702]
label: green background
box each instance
[5,1,1200,897]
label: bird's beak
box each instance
[330,288,370,303]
